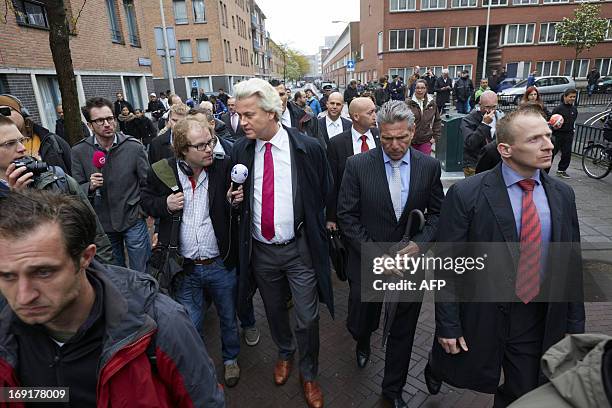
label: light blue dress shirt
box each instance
[382,149,411,212]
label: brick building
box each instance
[268,39,286,81]
[250,2,272,80]
[324,0,612,86]
[0,0,154,133]
[322,22,360,89]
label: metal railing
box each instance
[495,89,612,113]
[572,124,605,156]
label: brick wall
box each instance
[81,76,124,102]
[3,74,41,124]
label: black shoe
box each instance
[382,395,407,408]
[424,362,442,395]
[356,346,370,368]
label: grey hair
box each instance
[233,78,282,121]
[442,68,449,74]
[377,100,415,127]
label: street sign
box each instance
[192,79,199,88]
[346,60,355,72]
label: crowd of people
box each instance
[0,69,602,408]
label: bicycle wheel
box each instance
[582,144,612,179]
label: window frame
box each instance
[536,60,560,76]
[564,59,590,79]
[542,0,569,4]
[123,0,140,47]
[389,0,417,12]
[449,26,478,48]
[178,39,193,63]
[192,0,206,23]
[503,23,535,45]
[512,0,538,5]
[388,29,416,51]
[419,27,445,49]
[451,0,477,8]
[377,31,384,53]
[13,0,49,29]
[105,0,123,43]
[421,0,447,10]
[173,0,188,25]
[447,64,473,79]
[482,0,508,6]
[539,22,558,44]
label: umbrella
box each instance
[381,209,426,348]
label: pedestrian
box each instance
[389,76,406,101]
[305,89,322,117]
[199,88,209,103]
[54,104,90,142]
[217,88,230,106]
[141,117,243,388]
[406,79,440,156]
[210,95,228,117]
[270,79,320,143]
[434,69,453,113]
[474,78,491,105]
[453,70,474,114]
[425,104,584,408]
[319,84,333,112]
[0,94,72,174]
[117,105,136,134]
[375,77,390,107]
[233,78,332,408]
[159,92,170,110]
[424,68,437,96]
[220,97,246,140]
[127,108,158,148]
[344,79,360,106]
[0,189,225,407]
[337,100,443,407]
[317,91,352,148]
[71,97,151,273]
[146,93,166,124]
[149,103,189,163]
[527,70,538,87]
[550,89,578,179]
[113,91,134,118]
[587,67,600,97]
[519,86,551,119]
[489,69,500,93]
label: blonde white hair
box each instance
[233,78,282,121]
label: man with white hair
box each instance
[232,78,332,408]
[461,90,505,177]
[434,69,453,113]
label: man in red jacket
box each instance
[0,189,225,407]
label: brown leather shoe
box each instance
[273,359,292,385]
[302,379,324,408]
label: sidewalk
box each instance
[203,156,612,408]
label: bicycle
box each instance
[582,141,612,179]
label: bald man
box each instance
[461,90,505,177]
[318,92,352,149]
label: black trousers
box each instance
[493,302,546,408]
[381,302,423,399]
[347,272,382,343]
[552,131,574,172]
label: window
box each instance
[197,39,211,62]
[420,28,444,49]
[596,58,612,76]
[421,0,447,9]
[607,19,612,40]
[564,59,589,78]
[503,23,535,45]
[389,29,415,50]
[506,61,531,78]
[123,0,140,46]
[124,76,144,111]
[105,0,122,43]
[447,65,472,78]
[539,23,558,43]
[429,66,443,77]
[378,32,383,53]
[193,0,206,23]
[173,0,188,24]
[451,0,476,7]
[178,40,193,63]
[482,0,507,5]
[389,68,408,79]
[232,16,235,29]
[543,0,568,3]
[37,76,61,132]
[14,0,48,28]
[512,0,537,4]
[390,0,416,11]
[536,60,560,76]
[360,44,364,60]
[450,26,478,47]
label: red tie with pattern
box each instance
[360,135,369,153]
[515,179,541,304]
[261,142,275,241]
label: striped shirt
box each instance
[177,163,220,260]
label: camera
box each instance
[12,156,49,178]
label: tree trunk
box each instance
[45,0,82,146]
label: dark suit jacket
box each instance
[430,163,585,393]
[140,157,237,270]
[148,131,172,164]
[317,116,352,149]
[231,126,334,316]
[220,112,245,140]
[326,127,380,223]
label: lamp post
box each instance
[159,0,175,94]
[332,20,352,90]
[482,0,492,81]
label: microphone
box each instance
[92,151,106,197]
[231,164,248,186]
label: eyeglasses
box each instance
[187,137,217,151]
[0,136,30,149]
[0,107,13,117]
[90,116,115,126]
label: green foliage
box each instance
[277,44,310,81]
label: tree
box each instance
[277,44,310,82]
[556,3,608,79]
[3,0,85,146]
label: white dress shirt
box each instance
[177,164,220,259]
[412,95,425,112]
[326,116,344,139]
[281,107,292,128]
[351,127,376,155]
[230,112,239,132]
[252,125,295,244]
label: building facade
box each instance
[322,22,360,89]
[269,39,286,81]
[250,2,271,80]
[326,0,612,85]
[0,0,154,132]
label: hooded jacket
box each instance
[71,133,150,232]
[0,261,225,407]
[509,334,612,408]
[25,121,72,175]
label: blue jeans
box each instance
[107,218,151,273]
[176,260,240,362]
[588,84,596,97]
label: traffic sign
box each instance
[346,60,355,72]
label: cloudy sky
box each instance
[255,0,360,55]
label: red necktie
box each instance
[515,179,541,304]
[360,135,369,153]
[261,142,275,241]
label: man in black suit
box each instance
[148,103,188,163]
[326,97,378,231]
[317,92,352,149]
[270,79,320,145]
[220,97,245,140]
[337,100,443,408]
[140,117,243,388]
[426,105,585,407]
[232,78,332,408]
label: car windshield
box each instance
[514,79,528,87]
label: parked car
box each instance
[498,76,576,105]
[597,77,612,94]
[496,77,522,92]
